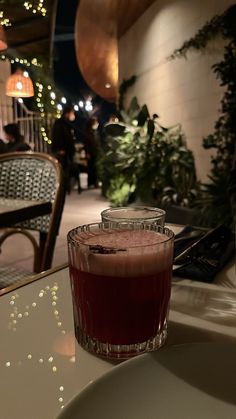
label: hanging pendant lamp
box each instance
[6,69,34,97]
[0,26,7,51]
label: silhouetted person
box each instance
[51,105,76,193]
[84,117,100,188]
[0,123,30,153]
[0,138,6,153]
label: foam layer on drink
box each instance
[70,229,173,277]
[84,230,166,247]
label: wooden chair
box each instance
[0,152,65,290]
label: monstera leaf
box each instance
[104,123,126,137]
[137,105,150,126]
[98,96,198,208]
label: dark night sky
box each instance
[53,0,116,122]
[53,0,90,100]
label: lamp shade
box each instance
[6,69,34,97]
[0,26,7,51]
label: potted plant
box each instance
[169,4,236,228]
[98,97,199,218]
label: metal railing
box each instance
[14,100,55,153]
[0,80,13,140]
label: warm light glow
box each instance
[0,11,11,27]
[1,52,70,141]
[85,100,93,112]
[24,1,47,16]
[6,69,34,97]
[16,81,23,90]
[0,24,7,51]
[53,332,76,357]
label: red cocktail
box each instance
[68,223,174,358]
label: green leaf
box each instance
[104,123,126,137]
[137,105,150,126]
[147,119,155,139]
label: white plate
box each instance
[57,343,236,419]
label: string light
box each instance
[23,1,47,17]
[0,11,11,26]
[0,48,91,145]
[0,54,42,68]
[85,99,93,112]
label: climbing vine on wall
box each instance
[169,4,236,228]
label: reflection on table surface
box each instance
[0,266,235,419]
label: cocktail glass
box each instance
[68,221,174,359]
[101,206,165,226]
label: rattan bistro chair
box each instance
[0,152,65,290]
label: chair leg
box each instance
[34,252,41,273]
[39,231,57,271]
[39,232,47,272]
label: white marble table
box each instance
[0,260,235,419]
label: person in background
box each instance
[0,123,30,153]
[72,141,88,193]
[0,137,6,153]
[100,113,120,149]
[51,105,76,193]
[84,117,100,188]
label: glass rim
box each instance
[67,221,174,249]
[101,206,166,221]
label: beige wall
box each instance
[118,0,234,181]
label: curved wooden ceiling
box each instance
[2,0,57,65]
[75,0,155,102]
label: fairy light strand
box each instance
[23,1,47,17]
[0,11,11,26]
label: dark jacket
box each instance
[0,139,30,154]
[0,139,6,154]
[51,118,75,168]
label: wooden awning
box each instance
[75,0,156,102]
[1,0,57,66]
